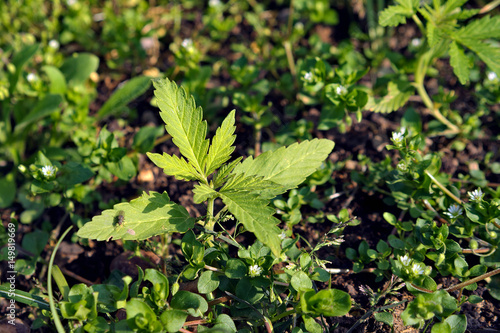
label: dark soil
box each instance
[2,3,500,332]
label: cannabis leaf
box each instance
[379,0,419,27]
[77,192,195,241]
[205,110,237,175]
[147,152,202,181]
[218,190,282,257]
[365,81,414,114]
[152,78,209,178]
[232,139,335,198]
[449,41,471,85]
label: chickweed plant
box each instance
[348,128,500,332]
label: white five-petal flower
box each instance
[27,73,38,83]
[399,255,411,267]
[41,165,57,178]
[487,71,497,81]
[279,231,286,240]
[248,264,263,277]
[411,263,425,275]
[336,85,348,96]
[468,188,484,202]
[181,38,193,50]
[444,204,463,219]
[303,72,313,82]
[391,129,405,145]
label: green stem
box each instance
[425,170,462,204]
[48,226,73,333]
[206,197,216,231]
[271,309,295,323]
[411,14,425,34]
[446,268,500,293]
[414,52,460,134]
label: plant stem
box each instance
[48,226,73,333]
[412,14,425,34]
[206,197,216,231]
[479,0,500,13]
[446,268,500,293]
[414,52,460,134]
[425,170,462,204]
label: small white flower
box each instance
[391,129,405,145]
[468,188,484,202]
[397,161,407,171]
[336,85,348,96]
[26,73,38,83]
[66,0,77,5]
[399,255,411,267]
[41,165,57,178]
[411,38,421,47]
[181,38,193,49]
[444,204,463,219]
[487,71,497,81]
[411,263,425,275]
[48,40,60,50]
[279,231,286,240]
[248,264,262,277]
[209,0,221,7]
[303,72,313,82]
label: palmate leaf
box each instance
[232,139,335,198]
[193,183,218,204]
[379,0,419,27]
[218,190,282,257]
[365,81,414,114]
[458,39,500,77]
[77,192,195,241]
[449,41,471,85]
[221,173,283,199]
[153,78,209,177]
[453,15,500,40]
[205,110,236,176]
[212,157,243,188]
[147,152,202,181]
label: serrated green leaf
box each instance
[453,15,500,40]
[379,0,418,27]
[98,76,152,118]
[442,0,468,15]
[458,39,500,78]
[205,110,236,175]
[193,183,218,204]
[77,191,195,241]
[213,157,243,188]
[221,173,283,199]
[232,139,334,198]
[153,78,209,177]
[449,41,471,84]
[365,81,414,113]
[379,6,409,27]
[147,152,202,181]
[218,190,281,257]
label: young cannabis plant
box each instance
[376,0,500,134]
[78,78,335,257]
